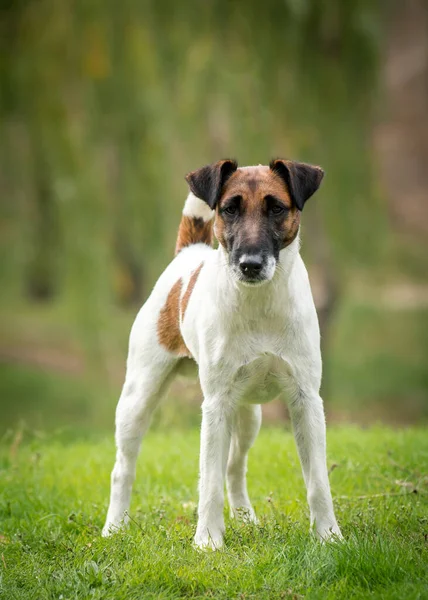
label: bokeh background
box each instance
[1,0,427,433]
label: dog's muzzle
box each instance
[236,254,275,284]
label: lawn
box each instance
[0,427,427,599]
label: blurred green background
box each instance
[1,0,427,432]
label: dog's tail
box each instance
[175,193,214,255]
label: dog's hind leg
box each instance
[102,344,177,537]
[226,404,261,523]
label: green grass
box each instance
[1,427,427,599]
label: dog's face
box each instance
[186,159,324,286]
[214,166,301,285]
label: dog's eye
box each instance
[270,204,287,216]
[265,195,288,216]
[224,205,238,215]
[222,197,241,216]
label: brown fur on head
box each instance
[186,159,324,285]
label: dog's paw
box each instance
[102,511,130,537]
[230,505,258,524]
[194,525,224,550]
[102,519,125,537]
[315,522,343,542]
[102,523,117,537]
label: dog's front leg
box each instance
[194,391,235,550]
[288,391,342,540]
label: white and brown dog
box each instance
[103,159,342,548]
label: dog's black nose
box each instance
[239,256,263,278]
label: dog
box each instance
[102,158,342,548]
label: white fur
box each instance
[182,192,214,222]
[103,195,342,548]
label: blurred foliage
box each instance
[1,0,381,310]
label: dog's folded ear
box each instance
[185,159,238,209]
[269,159,324,211]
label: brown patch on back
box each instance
[181,262,204,319]
[157,279,191,357]
[175,216,213,255]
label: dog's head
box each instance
[185,159,324,285]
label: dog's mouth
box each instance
[237,273,269,286]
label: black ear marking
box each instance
[269,159,324,211]
[185,159,238,209]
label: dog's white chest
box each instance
[235,353,287,405]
